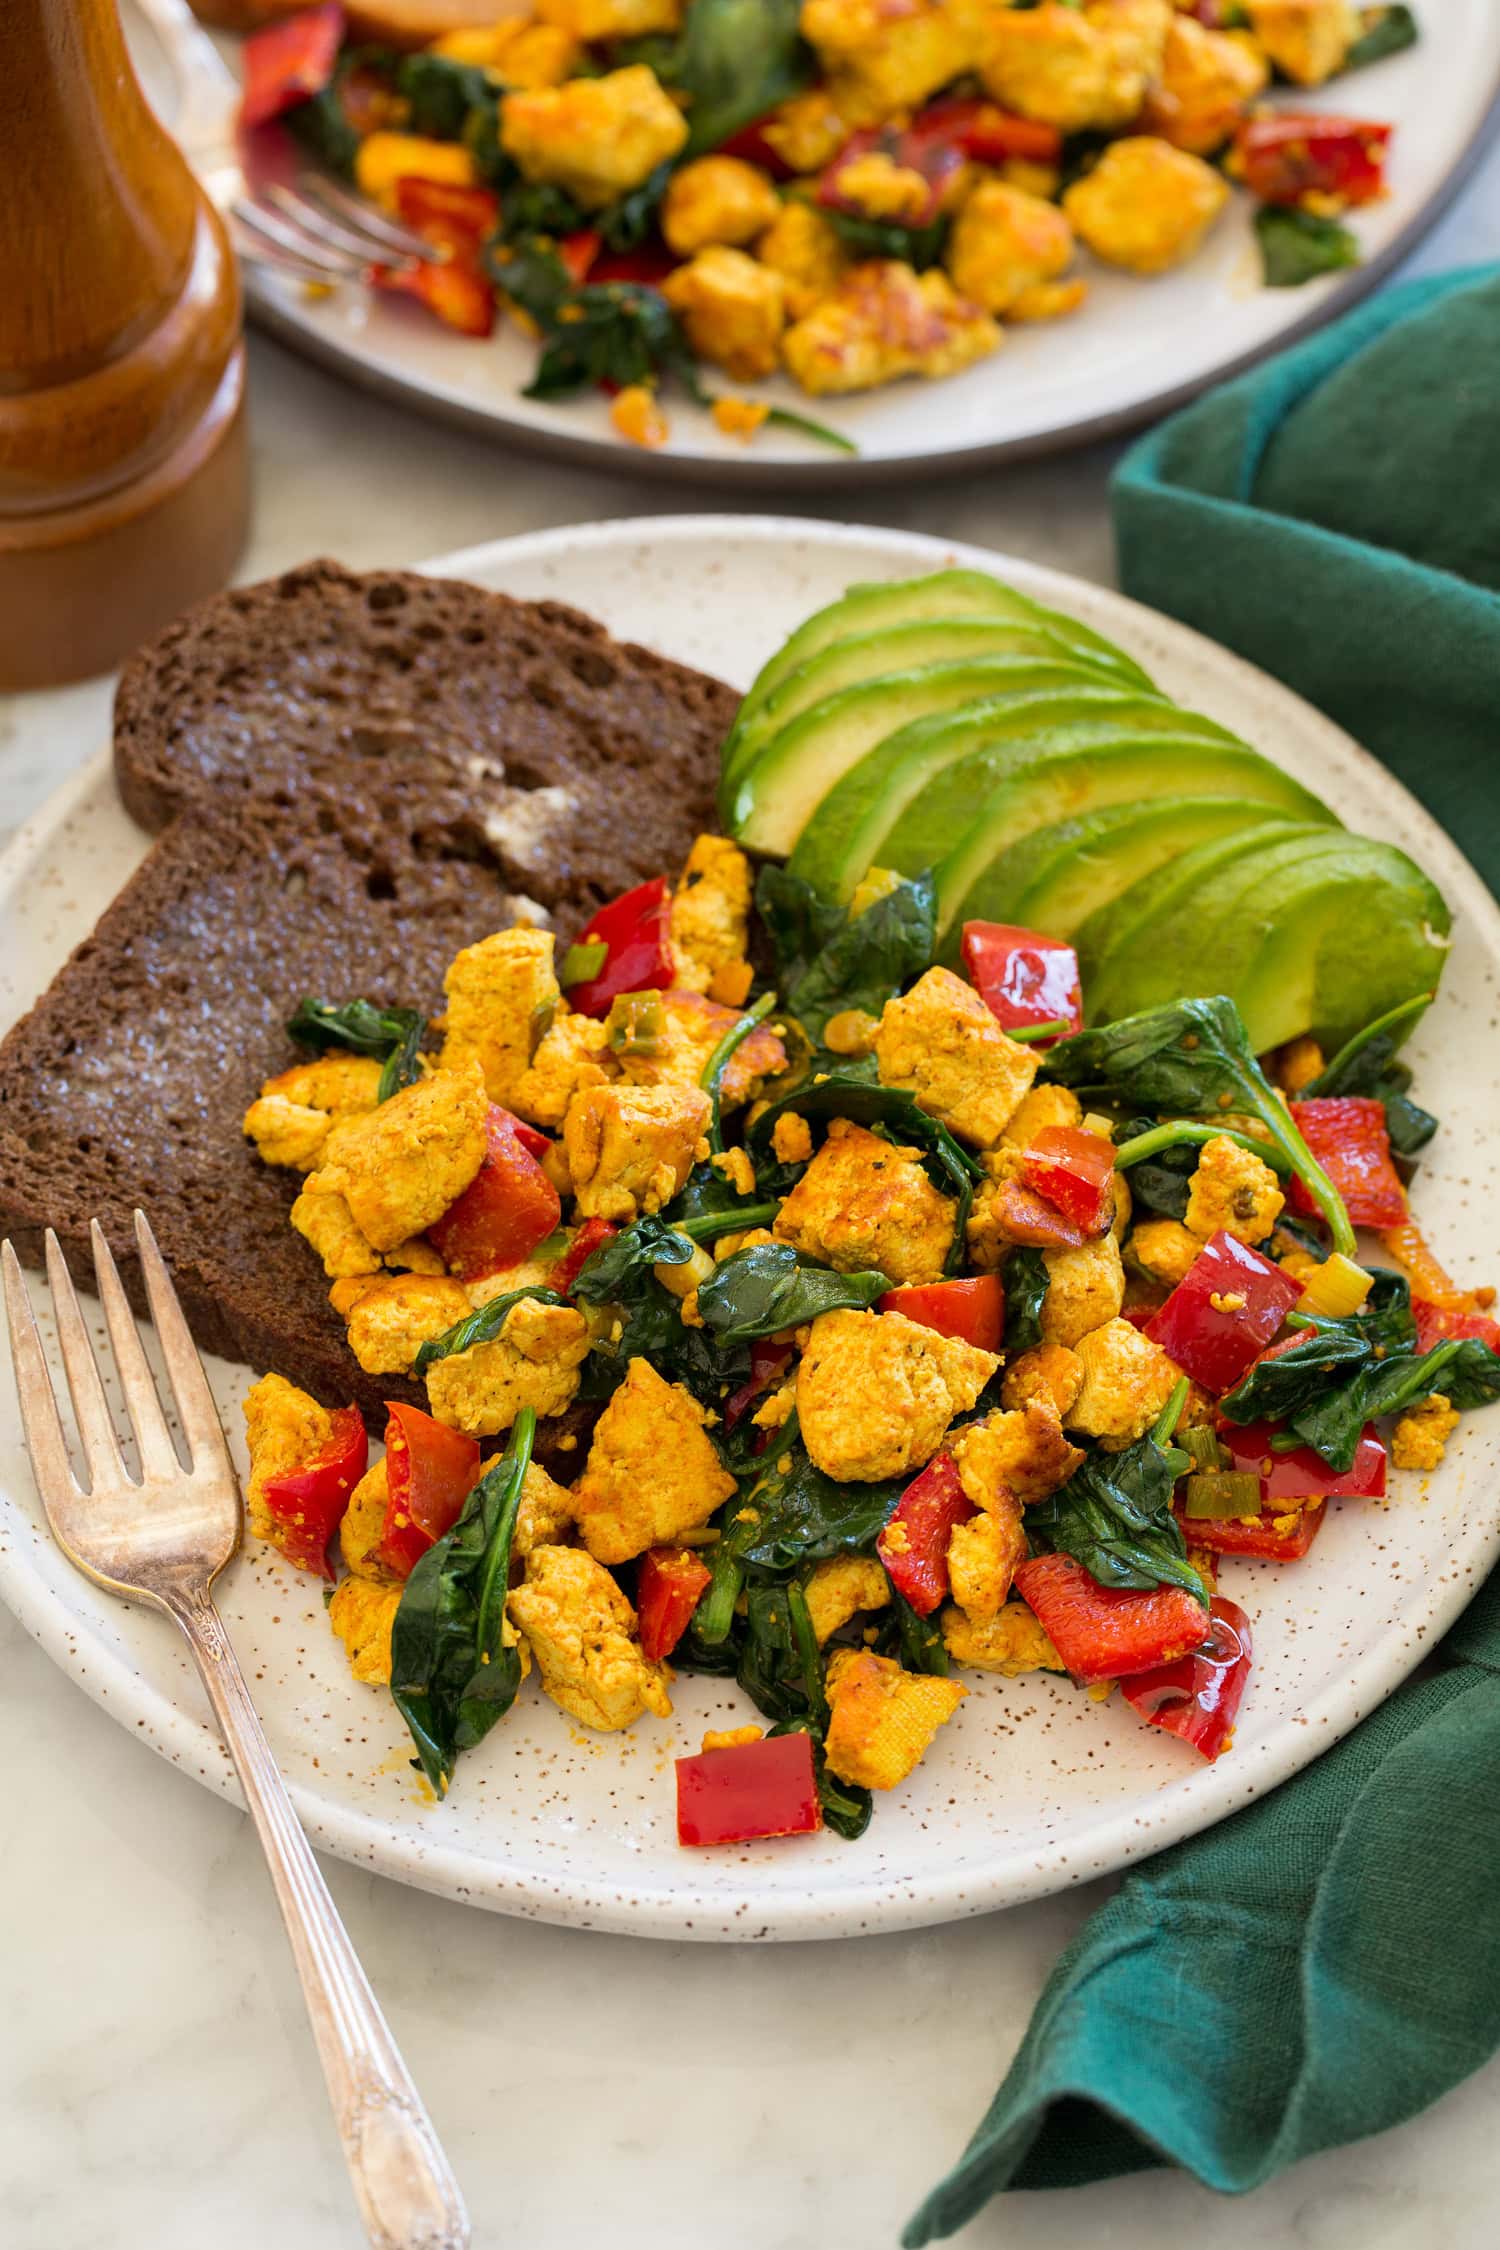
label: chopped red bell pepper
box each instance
[677,1731,821,1846]
[877,1454,976,1619]
[980,1177,1091,1251]
[1237,114,1393,210]
[562,877,675,1018]
[904,95,1062,168]
[427,1105,561,1278]
[637,1546,714,1662]
[960,921,1083,1043]
[879,1275,1006,1354]
[1021,1125,1117,1236]
[1145,1230,1301,1395]
[550,1216,619,1298]
[258,1403,367,1579]
[723,1338,795,1435]
[372,256,496,338]
[587,244,679,287]
[1176,1498,1329,1561]
[1012,1554,1209,1684]
[379,1402,480,1579]
[714,114,797,178]
[1413,1299,1500,1355]
[240,2,344,128]
[559,229,602,285]
[393,177,501,255]
[1215,1417,1388,1504]
[1287,1097,1406,1230]
[1120,1598,1252,1760]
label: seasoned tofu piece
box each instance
[1040,1231,1127,1347]
[947,1499,1026,1625]
[670,835,755,997]
[977,0,1172,133]
[537,0,682,36]
[941,1598,1065,1675]
[663,247,788,382]
[1000,1340,1085,1420]
[754,200,851,320]
[1244,0,1359,85]
[782,260,1000,396]
[823,1648,967,1790]
[354,132,477,211]
[508,1544,672,1731]
[611,990,786,1112]
[1391,1393,1460,1473]
[876,966,1038,1147]
[343,1275,472,1376]
[946,179,1086,321]
[291,1179,384,1279]
[513,1460,577,1560]
[712,1144,757,1199]
[329,1576,402,1687]
[424,1298,591,1436]
[774,1116,957,1287]
[440,926,559,1109]
[798,1307,998,1483]
[339,1458,397,1584]
[771,1110,816,1167]
[1063,136,1230,274]
[571,1359,736,1563]
[663,156,782,255]
[953,1400,1084,1505]
[1001,1086,1084,1149]
[1141,14,1269,154]
[312,1059,489,1252]
[1128,1215,1203,1290]
[1185,1135,1284,1245]
[434,20,581,80]
[500,66,688,209]
[762,85,863,172]
[243,1052,385,1171]
[834,151,942,224]
[803,1554,892,1645]
[1066,1316,1181,1441]
[509,1008,616,1130]
[243,1373,348,1553]
[563,1080,710,1220]
[801,0,975,122]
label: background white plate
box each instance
[125,0,1500,485]
[2,516,1497,1941]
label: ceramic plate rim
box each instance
[2,513,1497,1940]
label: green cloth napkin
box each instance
[906,264,1500,2247]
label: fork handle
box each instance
[166,1587,470,2250]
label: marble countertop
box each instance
[4,146,1500,2250]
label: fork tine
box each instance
[2,1242,82,1509]
[295,174,445,260]
[265,182,439,267]
[231,221,355,289]
[44,1230,126,1492]
[231,197,368,278]
[131,1212,234,1480]
[91,1222,183,1485]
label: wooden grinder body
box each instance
[0,0,249,689]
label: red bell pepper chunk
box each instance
[558,229,602,285]
[905,94,1062,168]
[676,1731,821,1846]
[877,1454,976,1619]
[1021,1125,1117,1236]
[1176,1499,1329,1562]
[1287,1097,1406,1230]
[372,256,496,338]
[1413,1299,1500,1355]
[393,177,501,254]
[587,244,679,287]
[379,1402,481,1579]
[714,114,797,178]
[550,1216,619,1298]
[258,1404,367,1579]
[960,921,1083,1042]
[562,876,675,1018]
[1237,114,1393,209]
[722,1338,795,1435]
[979,1176,1090,1251]
[1215,1417,1388,1504]
[637,1546,714,1662]
[1012,1554,1210,1685]
[879,1275,1006,1354]
[240,2,344,127]
[1120,1598,1252,1760]
[427,1105,561,1279]
[1145,1230,1301,1395]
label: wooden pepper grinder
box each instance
[0,0,249,690]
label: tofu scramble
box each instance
[241,0,1415,453]
[242,832,1500,1844]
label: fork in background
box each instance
[2,1212,469,2250]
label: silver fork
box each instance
[2,1213,469,2250]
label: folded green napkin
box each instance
[906,264,1500,2247]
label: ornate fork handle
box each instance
[166,1586,470,2250]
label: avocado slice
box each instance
[1076,822,1323,1010]
[1001,796,1320,939]
[727,654,1132,857]
[726,568,1153,775]
[787,689,1212,901]
[930,743,1332,940]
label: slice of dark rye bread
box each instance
[0,561,738,1455]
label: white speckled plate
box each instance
[2,517,1498,1941]
[125,0,1500,485]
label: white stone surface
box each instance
[3,139,1499,2250]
